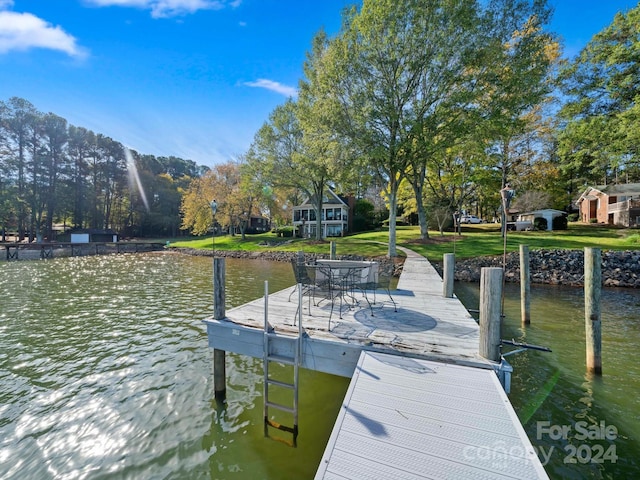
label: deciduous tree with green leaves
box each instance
[558,3,640,185]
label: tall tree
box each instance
[558,4,640,185]
[400,0,482,241]
[0,97,40,240]
[314,0,433,256]
[477,0,558,229]
[67,125,94,228]
[41,113,69,239]
[247,98,337,241]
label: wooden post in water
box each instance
[520,245,531,325]
[443,253,455,298]
[479,267,503,362]
[213,257,227,401]
[330,241,336,260]
[585,247,602,375]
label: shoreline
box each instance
[433,248,640,288]
[171,247,640,289]
[4,244,639,288]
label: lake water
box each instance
[456,282,640,479]
[1,252,638,479]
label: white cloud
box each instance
[84,0,240,18]
[243,79,297,98]
[0,0,15,10]
[0,11,87,57]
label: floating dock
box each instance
[315,351,547,479]
[203,247,549,479]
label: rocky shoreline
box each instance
[433,248,640,288]
[173,247,640,288]
[170,247,404,276]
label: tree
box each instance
[41,113,69,239]
[247,98,339,241]
[181,161,260,238]
[475,0,558,231]
[511,190,551,212]
[67,126,94,228]
[1,96,202,239]
[558,4,640,185]
[399,0,483,241]
[0,97,40,240]
[314,0,435,256]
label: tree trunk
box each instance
[387,184,398,258]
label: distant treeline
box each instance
[0,96,207,241]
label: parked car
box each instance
[460,214,483,224]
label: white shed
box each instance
[518,209,566,231]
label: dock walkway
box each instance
[315,350,548,479]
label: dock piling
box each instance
[479,267,503,362]
[520,245,531,325]
[330,241,336,260]
[585,247,602,375]
[443,253,454,298]
[213,257,227,401]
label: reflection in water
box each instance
[2,254,639,478]
[0,253,349,479]
[456,282,640,479]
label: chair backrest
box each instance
[291,258,310,284]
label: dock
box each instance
[315,351,547,479]
[203,247,549,479]
[204,248,492,375]
[1,241,165,260]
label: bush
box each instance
[533,217,548,230]
[567,213,579,222]
[553,215,568,230]
[272,226,294,237]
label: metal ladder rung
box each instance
[267,378,295,389]
[265,401,296,414]
[267,354,296,365]
[265,418,298,435]
[263,279,302,447]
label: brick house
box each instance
[577,183,640,227]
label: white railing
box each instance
[609,199,640,213]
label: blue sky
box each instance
[0,0,637,167]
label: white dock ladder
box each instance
[263,280,303,447]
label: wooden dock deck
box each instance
[1,241,165,260]
[204,247,492,376]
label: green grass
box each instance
[168,223,640,261]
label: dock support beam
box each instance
[479,267,503,362]
[520,245,530,325]
[443,253,454,298]
[584,247,602,376]
[330,241,336,260]
[213,257,227,401]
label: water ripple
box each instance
[0,253,347,479]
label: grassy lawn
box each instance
[168,223,640,261]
